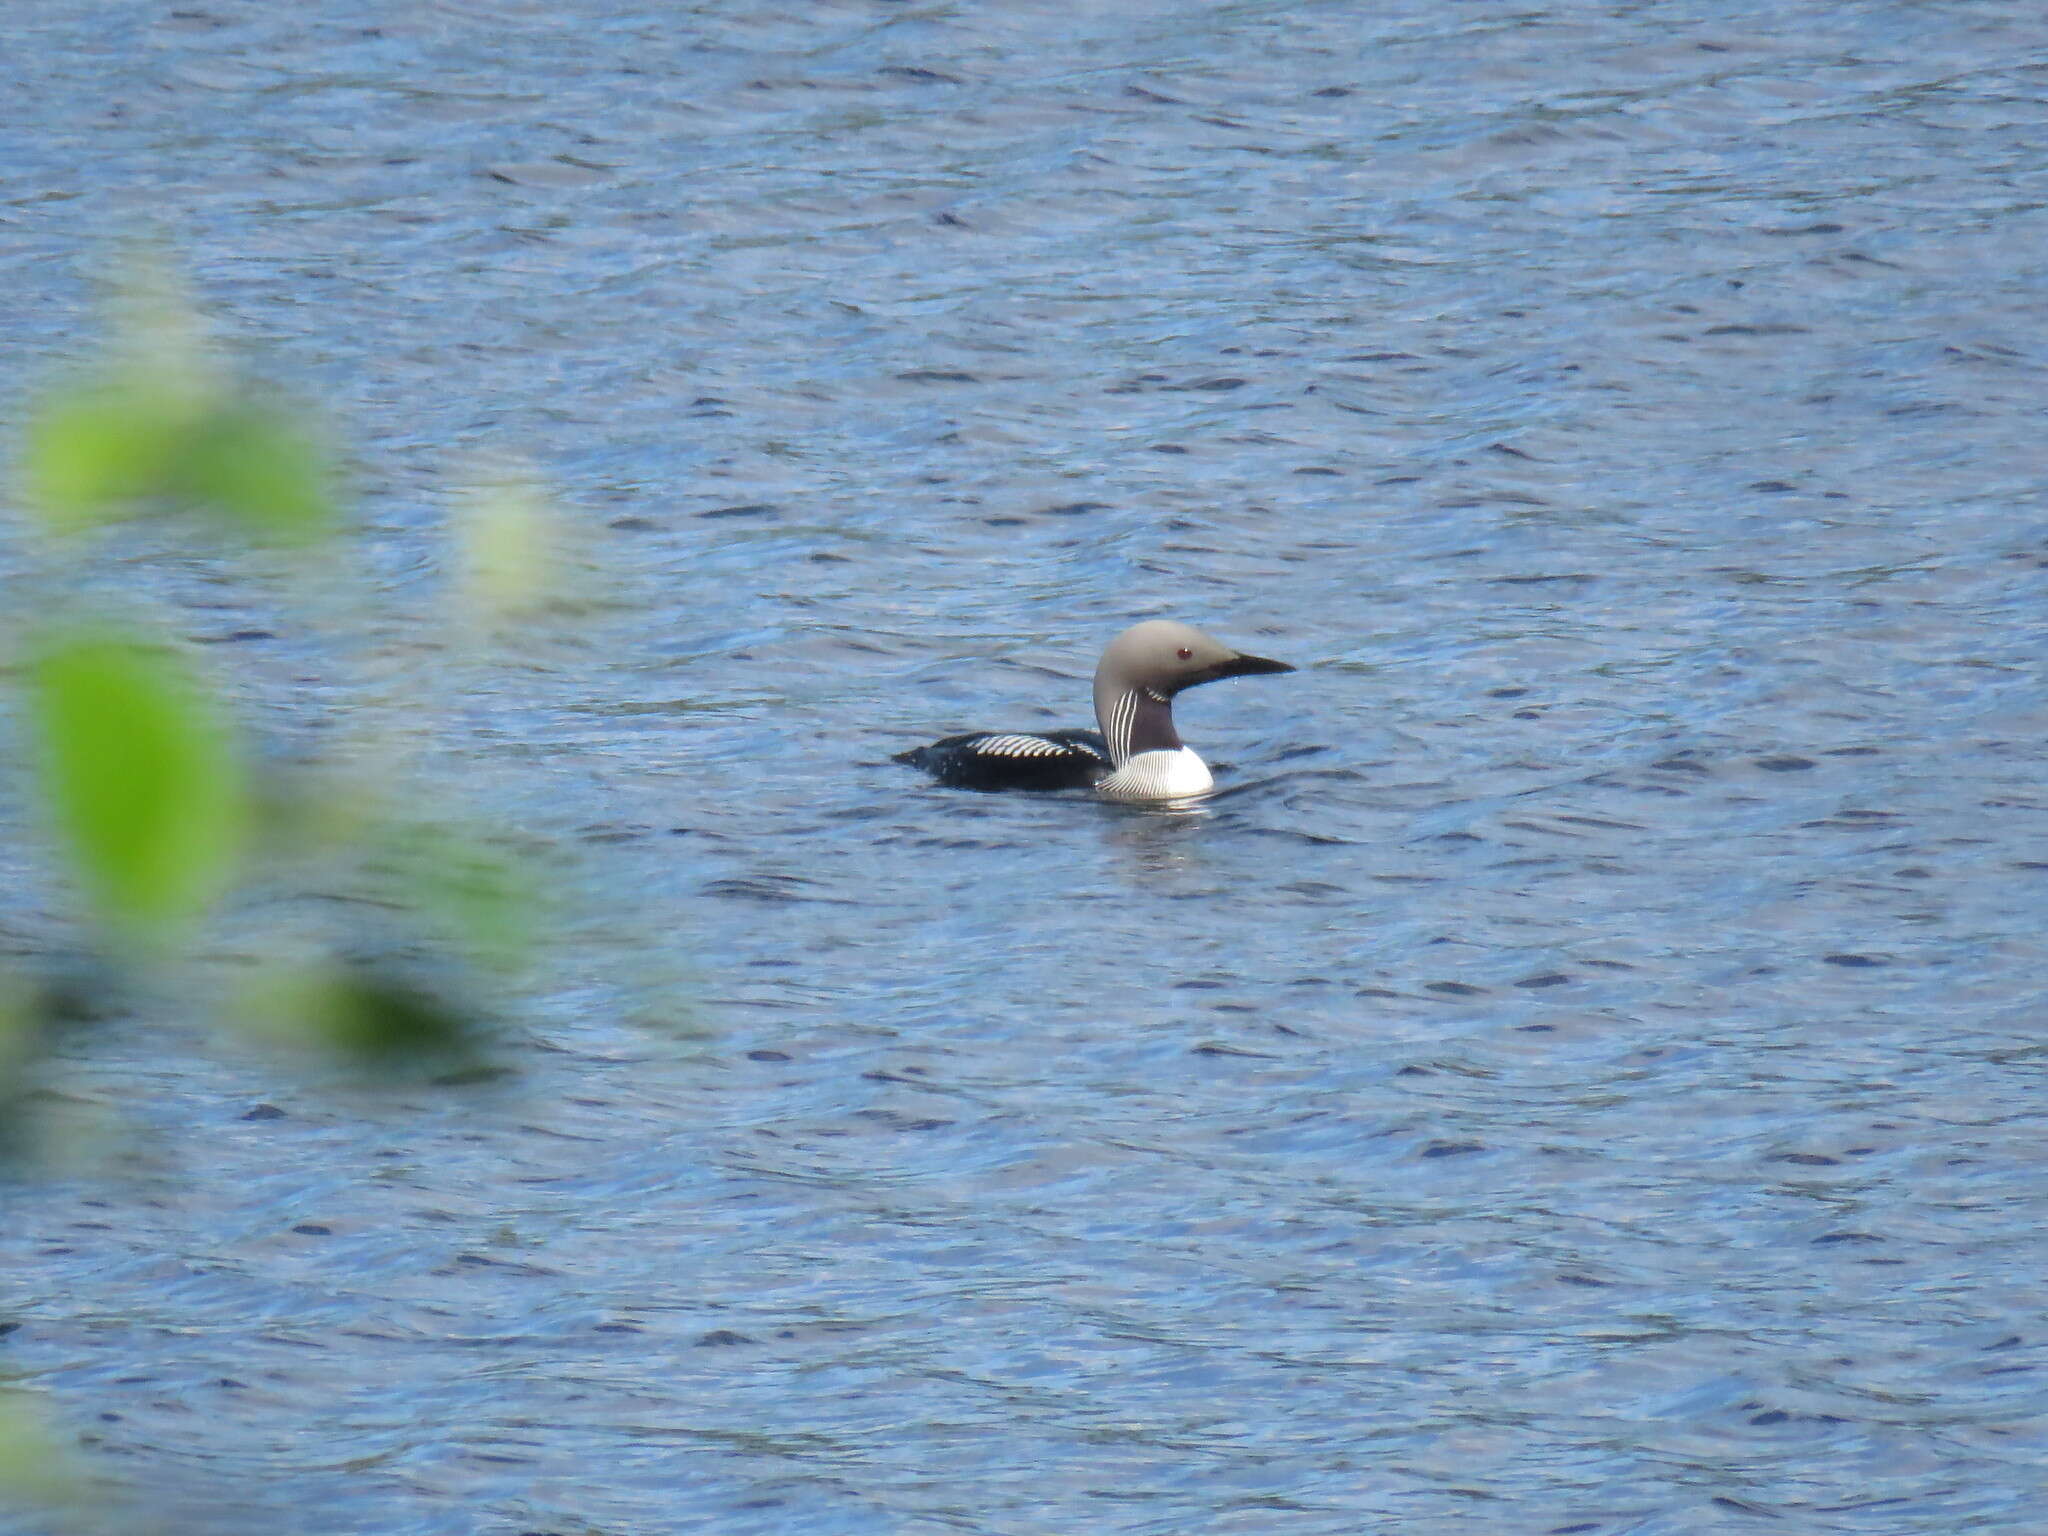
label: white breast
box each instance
[1097,748,1213,800]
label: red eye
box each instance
[1176,647,1192,660]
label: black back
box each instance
[893,729,1109,792]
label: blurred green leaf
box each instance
[0,970,34,1069]
[22,379,195,534]
[238,955,488,1073]
[176,403,336,547]
[25,246,333,547]
[453,467,558,636]
[0,973,37,1156]
[0,1389,89,1511]
[27,634,248,952]
[380,825,537,975]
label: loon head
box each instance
[1091,620,1294,766]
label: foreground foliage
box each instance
[3,252,581,1519]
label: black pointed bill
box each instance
[1201,650,1294,683]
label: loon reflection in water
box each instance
[894,620,1294,800]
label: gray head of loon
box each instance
[1090,620,1294,766]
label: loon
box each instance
[894,620,1294,799]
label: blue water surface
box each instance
[2,2,2046,1533]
